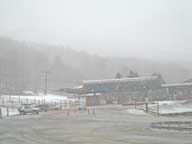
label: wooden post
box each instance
[19,96,21,104]
[145,103,148,113]
[60,100,62,109]
[7,107,9,117]
[169,88,174,101]
[93,108,96,115]
[0,107,2,118]
[121,94,123,105]
[157,102,159,116]
[2,97,4,106]
[78,98,80,107]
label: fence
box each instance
[0,95,82,118]
[134,102,160,115]
[151,121,192,131]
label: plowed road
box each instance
[0,106,191,144]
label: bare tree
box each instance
[115,72,123,79]
[127,70,139,78]
[151,72,165,84]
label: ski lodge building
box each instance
[78,77,163,106]
[60,77,192,106]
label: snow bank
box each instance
[153,100,192,114]
[159,104,192,114]
[1,107,19,117]
[126,108,147,115]
[3,93,74,103]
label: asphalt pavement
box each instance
[0,105,191,144]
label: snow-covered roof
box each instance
[73,85,83,89]
[80,93,102,97]
[162,83,192,88]
[83,76,158,85]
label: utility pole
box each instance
[43,71,49,96]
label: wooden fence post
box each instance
[0,108,2,118]
[7,107,9,117]
[2,97,4,106]
[146,103,148,113]
[157,102,159,116]
[93,108,96,115]
[60,100,62,109]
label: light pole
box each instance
[44,71,48,95]
[42,71,50,96]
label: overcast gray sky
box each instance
[0,0,192,61]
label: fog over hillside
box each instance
[111,57,192,83]
[0,37,192,93]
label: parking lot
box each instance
[0,105,192,144]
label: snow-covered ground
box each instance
[9,93,70,102]
[158,100,192,114]
[0,93,82,117]
[0,107,19,117]
[149,100,192,114]
[0,93,77,105]
[126,108,148,115]
[126,100,192,115]
[2,94,192,115]
[0,93,82,112]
